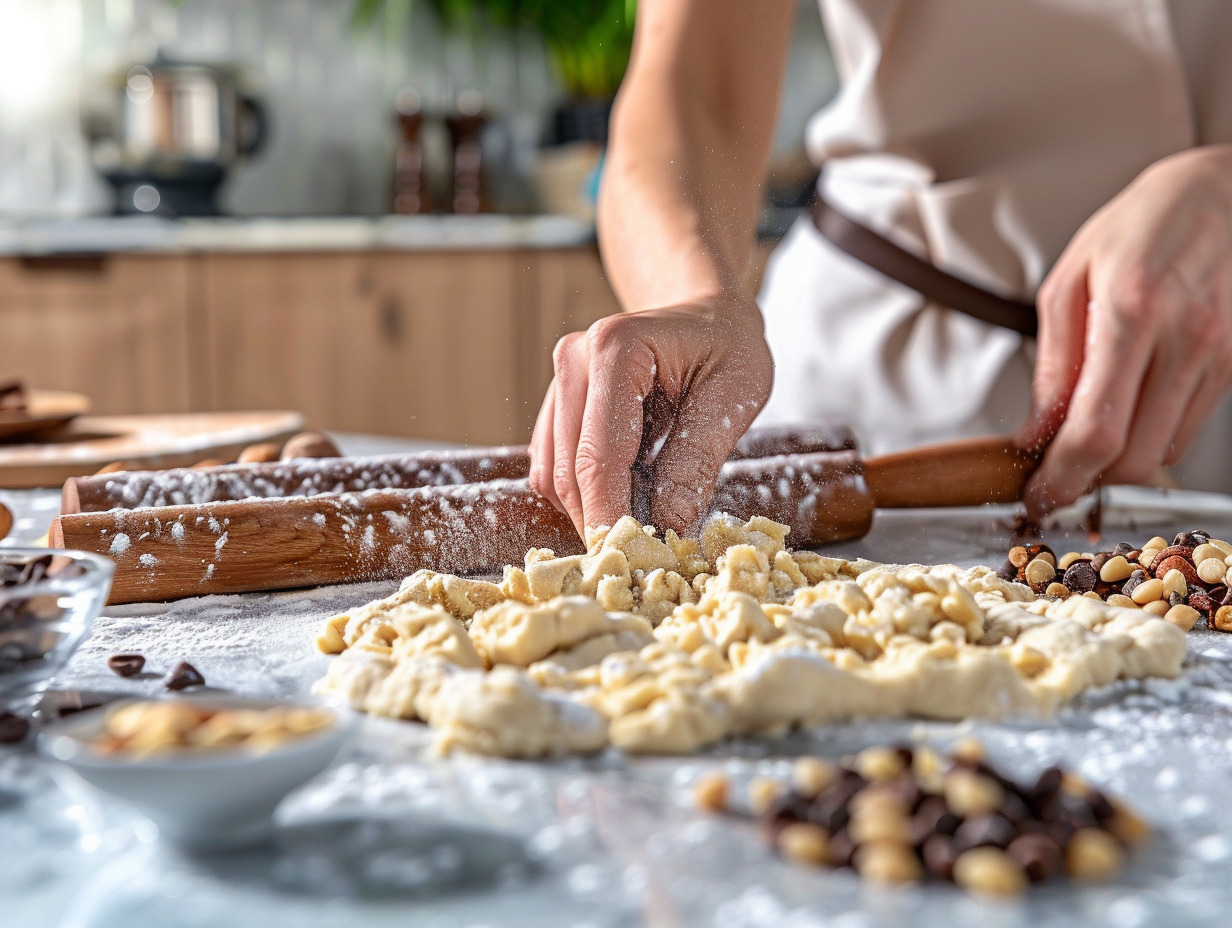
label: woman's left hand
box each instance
[1020,145,1232,515]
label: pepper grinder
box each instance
[392,88,431,214]
[444,89,489,214]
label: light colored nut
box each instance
[1213,605,1232,632]
[851,785,909,816]
[693,773,730,812]
[1082,590,1102,599]
[1161,568,1189,598]
[1066,828,1125,881]
[1138,547,1162,570]
[1045,582,1071,599]
[237,442,283,464]
[1208,538,1232,557]
[1024,558,1055,589]
[1164,604,1200,632]
[952,847,1028,897]
[1058,551,1083,570]
[1197,557,1226,584]
[749,776,783,816]
[1034,550,1057,567]
[1192,543,1223,567]
[1130,578,1165,605]
[1225,566,1232,587]
[944,769,1004,817]
[1105,593,1136,609]
[854,746,905,782]
[913,745,944,783]
[280,431,341,460]
[1145,536,1170,551]
[854,841,923,885]
[1107,800,1151,849]
[1099,555,1134,583]
[850,808,912,845]
[791,757,837,798]
[951,736,986,764]
[1143,600,1170,617]
[777,822,830,867]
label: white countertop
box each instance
[4,447,1232,927]
[0,214,596,256]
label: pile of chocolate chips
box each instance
[696,742,1147,896]
[996,530,1232,632]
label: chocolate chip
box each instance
[1001,791,1032,825]
[1007,832,1063,883]
[0,711,29,743]
[922,833,958,880]
[1028,767,1063,803]
[1091,552,1111,573]
[107,653,146,678]
[826,829,856,868]
[1084,788,1116,823]
[1062,561,1099,593]
[1112,542,1136,557]
[954,812,1018,852]
[57,700,103,718]
[911,795,961,845]
[163,661,205,691]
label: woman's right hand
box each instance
[529,297,773,537]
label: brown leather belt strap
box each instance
[810,193,1038,337]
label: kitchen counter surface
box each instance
[4,440,1232,928]
[0,214,597,256]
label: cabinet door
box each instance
[202,251,525,445]
[0,255,194,413]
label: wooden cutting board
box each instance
[0,411,305,488]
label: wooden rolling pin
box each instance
[51,436,1035,605]
[60,422,856,515]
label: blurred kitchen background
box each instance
[0,0,836,449]
[2,0,1229,490]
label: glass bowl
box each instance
[0,548,114,697]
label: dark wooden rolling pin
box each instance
[51,436,1036,604]
[60,422,856,514]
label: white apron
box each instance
[757,0,1232,480]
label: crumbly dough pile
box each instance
[312,514,1187,758]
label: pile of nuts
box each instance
[997,531,1232,632]
[91,700,334,758]
[693,741,1147,897]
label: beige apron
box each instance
[757,0,1232,483]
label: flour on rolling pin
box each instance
[53,479,583,603]
[62,423,858,515]
[66,447,530,512]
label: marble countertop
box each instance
[0,214,597,256]
[4,443,1232,927]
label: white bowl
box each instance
[39,695,353,849]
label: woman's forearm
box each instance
[597,0,796,314]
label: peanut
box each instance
[855,841,923,885]
[953,847,1028,897]
[693,772,730,812]
[791,757,837,798]
[1066,828,1125,881]
[777,822,830,867]
[1164,604,1200,632]
[1098,555,1134,583]
[945,769,1004,817]
[1130,578,1165,605]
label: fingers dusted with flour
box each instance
[529,302,774,536]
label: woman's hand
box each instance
[1021,145,1232,515]
[529,297,773,536]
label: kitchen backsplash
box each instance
[0,0,835,219]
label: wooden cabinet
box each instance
[0,243,634,444]
[0,255,195,414]
[201,251,530,445]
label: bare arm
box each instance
[529,0,796,535]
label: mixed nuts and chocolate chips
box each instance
[695,740,1147,897]
[998,530,1232,632]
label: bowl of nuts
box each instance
[40,696,351,849]
[1,549,114,697]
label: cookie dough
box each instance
[313,514,1188,758]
